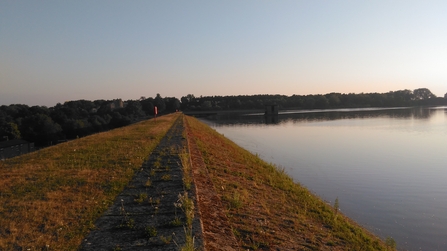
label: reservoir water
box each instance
[201,107,447,251]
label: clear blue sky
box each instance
[1,1,446,107]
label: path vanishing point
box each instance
[79,117,239,251]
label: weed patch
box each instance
[134,193,147,204]
[145,226,157,237]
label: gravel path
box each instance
[79,117,203,251]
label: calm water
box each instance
[202,107,447,251]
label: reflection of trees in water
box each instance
[285,108,433,122]
[282,108,440,124]
[208,107,445,126]
[409,107,432,119]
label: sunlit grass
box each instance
[0,112,392,250]
[185,116,391,250]
[0,113,180,250]
[177,136,196,251]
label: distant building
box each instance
[0,139,35,160]
[264,104,279,115]
[108,99,124,111]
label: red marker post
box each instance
[154,106,158,122]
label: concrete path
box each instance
[79,117,203,251]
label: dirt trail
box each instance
[79,117,203,250]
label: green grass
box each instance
[161,174,172,181]
[0,112,393,250]
[134,193,148,204]
[145,225,158,237]
[169,217,183,227]
[179,147,192,191]
[177,128,196,251]
[185,116,392,250]
[0,113,180,250]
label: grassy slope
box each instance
[0,113,392,250]
[0,113,179,250]
[185,116,391,250]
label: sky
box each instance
[1,1,446,107]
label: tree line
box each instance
[1,88,446,146]
[0,94,179,146]
[181,88,446,111]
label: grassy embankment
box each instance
[1,112,393,250]
[0,113,180,250]
[185,116,392,250]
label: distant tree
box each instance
[413,88,436,100]
[180,94,196,109]
[93,99,107,108]
[314,95,329,108]
[444,93,447,99]
[61,119,77,139]
[326,93,341,107]
[164,97,181,112]
[287,95,304,108]
[304,97,316,109]
[0,121,21,140]
[124,100,145,118]
[228,99,242,109]
[50,108,69,125]
[2,104,31,119]
[184,94,195,103]
[109,112,131,128]
[245,100,255,109]
[97,102,113,115]
[20,114,62,145]
[65,100,95,111]
[141,98,155,115]
[102,114,112,125]
[394,89,414,102]
[154,94,166,113]
[180,97,188,109]
[62,118,92,137]
[173,99,181,111]
[0,109,12,122]
[30,105,50,115]
[88,115,107,131]
[201,101,212,110]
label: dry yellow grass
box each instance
[0,113,393,250]
[185,116,390,250]
[0,113,180,250]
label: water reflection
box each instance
[206,107,444,127]
[264,115,279,124]
[202,107,447,251]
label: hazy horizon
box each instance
[2,1,446,107]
